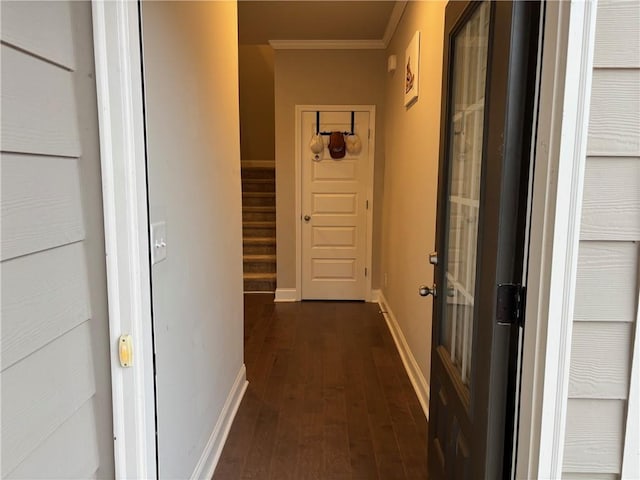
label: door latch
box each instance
[119,334,134,367]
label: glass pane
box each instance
[441,2,490,385]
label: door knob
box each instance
[429,251,438,266]
[419,284,437,297]
[304,215,311,222]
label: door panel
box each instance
[301,110,370,300]
[428,2,540,479]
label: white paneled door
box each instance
[301,110,371,300]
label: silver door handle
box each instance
[304,215,311,222]
[419,284,437,297]
[429,251,438,266]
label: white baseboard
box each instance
[191,365,248,479]
[377,291,430,420]
[274,288,298,302]
[370,289,381,303]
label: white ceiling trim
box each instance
[382,1,407,47]
[268,0,407,50]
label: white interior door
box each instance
[301,110,370,300]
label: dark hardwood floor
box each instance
[213,294,429,479]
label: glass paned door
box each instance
[428,2,540,478]
[442,1,490,385]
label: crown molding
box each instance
[269,39,386,50]
[382,1,407,47]
[268,0,408,50]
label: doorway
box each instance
[91,0,576,476]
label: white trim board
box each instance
[274,288,297,303]
[92,1,157,478]
[370,288,381,303]
[269,2,407,50]
[621,280,640,478]
[377,290,430,419]
[515,1,598,478]
[294,105,376,303]
[190,366,248,480]
[382,1,408,48]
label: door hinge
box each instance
[366,199,369,210]
[496,284,526,327]
[365,267,368,277]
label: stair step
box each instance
[243,192,275,197]
[242,206,275,222]
[241,166,275,180]
[241,160,275,169]
[243,206,275,213]
[242,179,274,184]
[242,191,275,207]
[243,254,276,273]
[244,272,277,280]
[243,221,275,228]
[243,221,276,237]
[243,237,276,254]
[242,178,275,193]
[243,254,276,263]
[243,272,276,292]
[243,237,276,245]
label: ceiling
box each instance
[238,1,398,45]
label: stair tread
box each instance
[242,178,274,183]
[243,221,275,227]
[243,237,276,244]
[242,191,275,196]
[243,206,276,212]
[241,161,275,168]
[243,254,276,262]
[244,272,277,280]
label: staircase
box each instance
[241,161,276,292]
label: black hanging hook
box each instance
[315,111,356,136]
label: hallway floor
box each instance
[213,294,428,479]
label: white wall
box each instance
[140,2,245,477]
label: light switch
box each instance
[150,221,167,264]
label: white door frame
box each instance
[515,1,598,478]
[293,105,376,302]
[92,2,157,478]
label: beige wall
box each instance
[380,1,447,386]
[239,45,275,160]
[274,49,387,289]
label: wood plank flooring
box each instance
[213,294,429,479]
